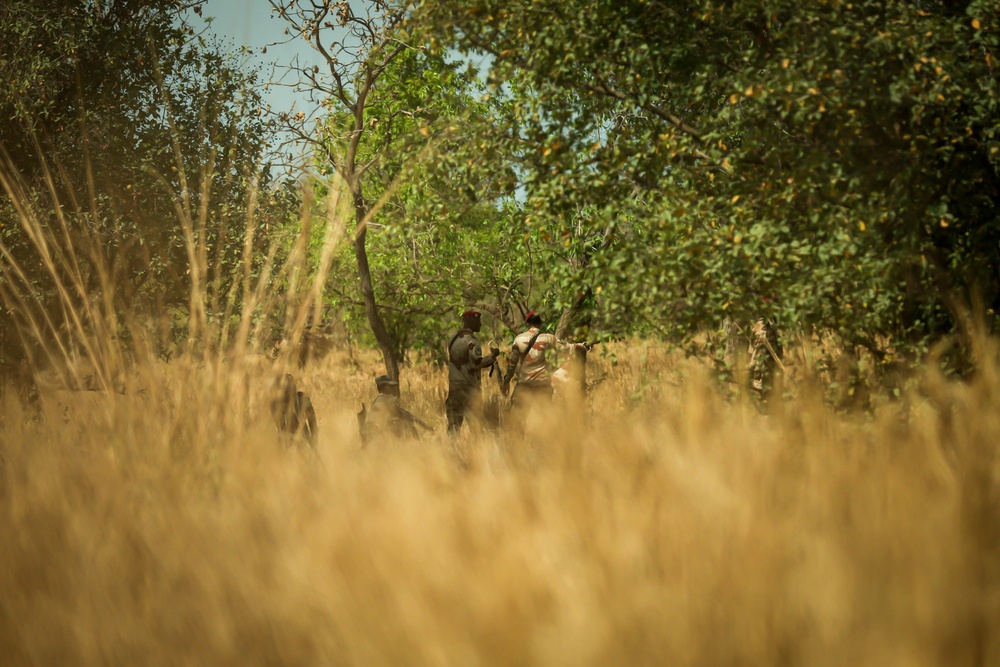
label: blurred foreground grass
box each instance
[1,342,998,666]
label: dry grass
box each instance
[1,339,999,667]
[3,146,999,665]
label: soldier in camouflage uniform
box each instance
[503,310,556,405]
[503,311,585,416]
[446,309,500,433]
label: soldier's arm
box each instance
[471,341,499,369]
[553,334,588,353]
[546,336,581,368]
[467,339,486,368]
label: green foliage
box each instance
[416,0,1000,358]
[0,0,284,360]
[11,0,996,380]
[314,48,529,359]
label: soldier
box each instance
[271,373,318,445]
[503,311,581,411]
[445,309,500,433]
[359,375,430,445]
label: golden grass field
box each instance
[1,167,997,664]
[2,338,999,667]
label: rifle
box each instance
[405,412,434,433]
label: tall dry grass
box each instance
[1,338,999,666]
[2,149,1000,666]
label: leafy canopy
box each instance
[415,0,1000,356]
[1,0,282,361]
[312,47,528,358]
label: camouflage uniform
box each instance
[446,324,498,432]
[503,326,558,409]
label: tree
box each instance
[1,0,278,373]
[270,0,421,379]
[416,0,1000,360]
[313,47,527,363]
[272,0,528,377]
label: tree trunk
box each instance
[555,289,588,340]
[352,192,400,380]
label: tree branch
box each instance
[470,301,519,332]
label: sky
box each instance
[196,1,491,117]
[192,1,493,167]
[197,0,326,120]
